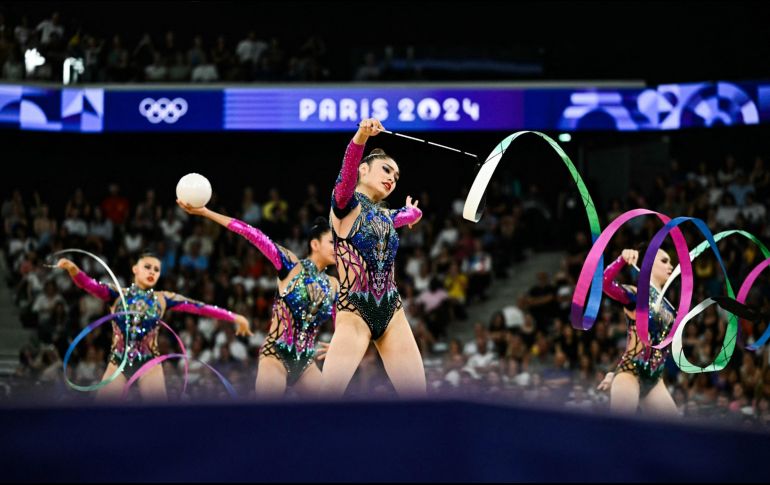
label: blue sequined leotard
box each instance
[259,258,336,385]
[332,191,405,340]
[72,271,239,379]
[603,256,676,397]
[330,140,421,340]
[617,285,676,397]
[108,284,163,378]
[227,217,338,385]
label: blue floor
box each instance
[2,398,767,482]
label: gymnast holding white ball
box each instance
[176,173,212,208]
[175,173,339,398]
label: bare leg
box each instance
[639,379,678,417]
[319,312,371,398]
[137,364,168,402]
[294,363,322,398]
[95,362,127,403]
[374,308,426,397]
[255,355,288,399]
[609,371,640,414]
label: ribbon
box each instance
[54,249,130,391]
[462,131,605,331]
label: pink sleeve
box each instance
[603,256,633,305]
[391,206,422,229]
[73,271,118,302]
[227,218,284,271]
[165,297,236,322]
[333,139,365,209]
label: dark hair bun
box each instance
[137,249,159,260]
[309,217,330,237]
[134,249,160,266]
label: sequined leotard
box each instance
[603,256,676,396]
[227,219,336,385]
[72,272,238,378]
[330,140,422,340]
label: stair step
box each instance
[0,328,32,351]
[447,251,564,343]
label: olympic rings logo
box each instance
[139,97,188,124]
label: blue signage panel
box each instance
[104,90,223,131]
[224,88,522,131]
[1,80,769,133]
[0,85,104,132]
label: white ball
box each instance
[176,173,212,208]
